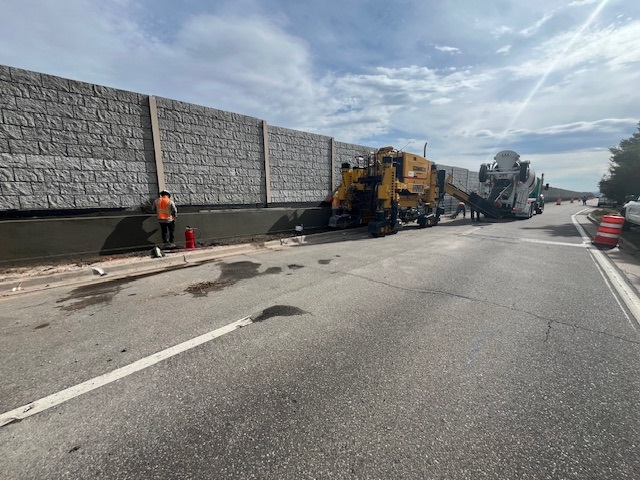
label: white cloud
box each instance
[496,45,511,54]
[434,45,461,54]
[492,25,513,37]
[568,0,598,6]
[520,12,555,37]
[430,98,453,105]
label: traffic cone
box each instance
[593,215,624,248]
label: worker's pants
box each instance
[160,221,175,244]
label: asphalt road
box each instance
[1,202,640,479]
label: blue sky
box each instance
[1,0,639,192]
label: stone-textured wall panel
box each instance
[268,126,332,203]
[435,163,459,213]
[333,141,375,190]
[155,97,266,206]
[0,66,158,211]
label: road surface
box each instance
[1,202,639,479]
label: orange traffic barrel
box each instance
[556,198,561,205]
[593,214,625,248]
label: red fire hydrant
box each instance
[185,226,196,250]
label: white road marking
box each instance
[468,232,587,248]
[572,210,640,327]
[0,316,253,427]
[518,237,588,248]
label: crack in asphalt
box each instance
[343,271,640,346]
[544,321,552,343]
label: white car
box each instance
[621,196,640,228]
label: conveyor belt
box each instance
[443,176,502,219]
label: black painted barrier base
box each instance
[0,207,331,266]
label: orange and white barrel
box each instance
[593,214,625,248]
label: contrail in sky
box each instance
[495,0,610,149]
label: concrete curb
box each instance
[0,230,345,297]
[0,244,261,296]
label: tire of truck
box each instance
[536,203,544,214]
[479,164,488,183]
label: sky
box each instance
[1,0,639,192]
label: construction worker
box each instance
[470,192,481,221]
[455,201,466,219]
[154,190,177,247]
[331,191,340,216]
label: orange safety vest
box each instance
[156,197,174,221]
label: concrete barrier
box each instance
[0,207,331,266]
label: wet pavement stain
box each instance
[56,277,136,312]
[34,323,50,330]
[186,261,282,297]
[288,264,304,269]
[252,305,307,322]
[318,259,332,265]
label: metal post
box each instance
[148,96,165,193]
[262,120,271,205]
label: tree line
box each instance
[599,121,640,202]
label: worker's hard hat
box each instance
[160,190,170,197]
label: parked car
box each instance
[621,196,640,229]
[597,196,618,208]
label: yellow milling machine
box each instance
[329,145,445,237]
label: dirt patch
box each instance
[186,261,282,297]
[186,279,238,296]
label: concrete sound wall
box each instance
[0,65,373,213]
